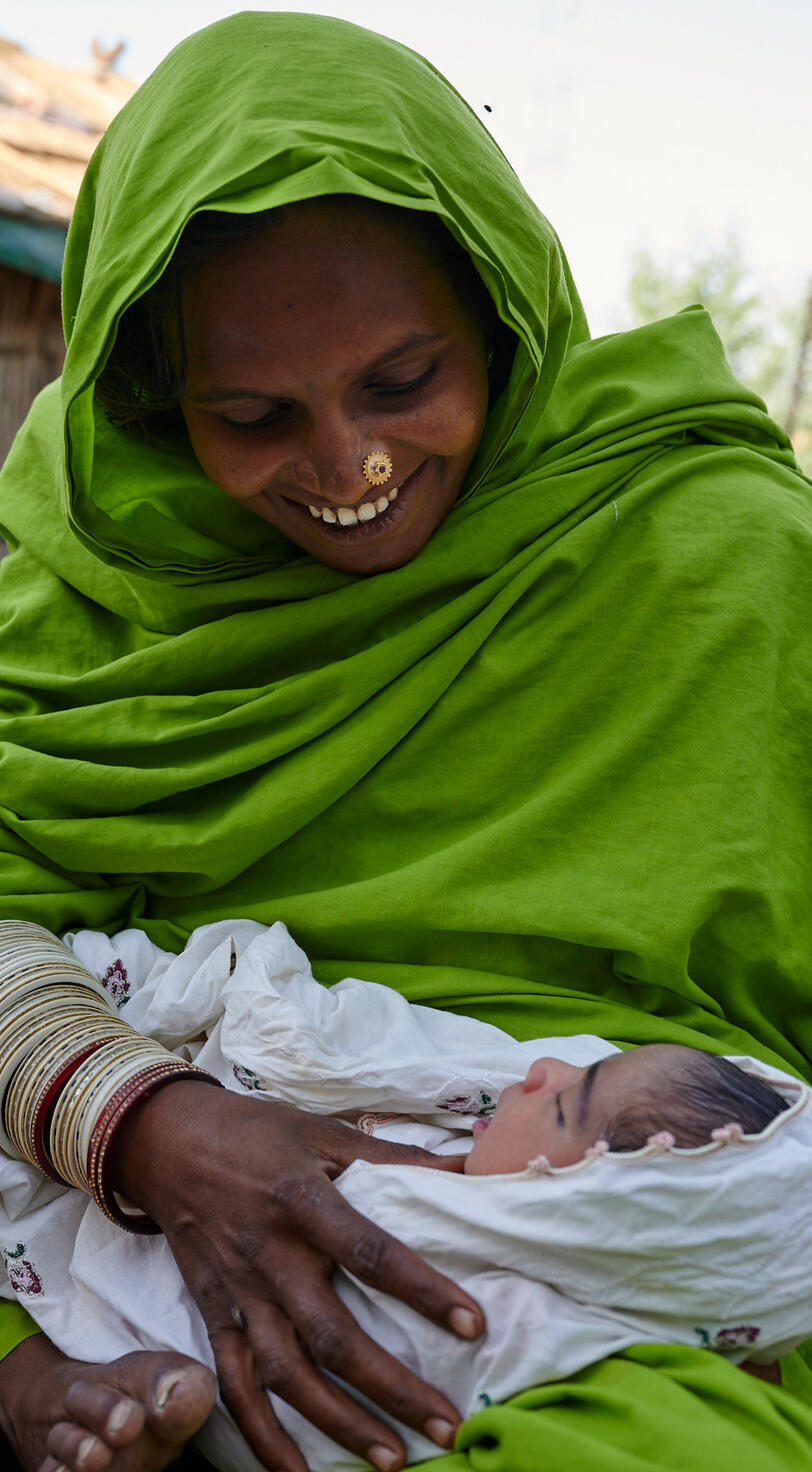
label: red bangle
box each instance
[87,1063,222,1234]
[29,1037,118,1182]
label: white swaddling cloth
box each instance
[0,919,811,1472]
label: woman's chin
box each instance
[285,517,438,576]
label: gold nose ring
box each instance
[362,451,393,486]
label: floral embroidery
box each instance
[476,1391,492,1407]
[2,1242,43,1296]
[232,1064,269,1091]
[695,1324,760,1350]
[437,1090,495,1117]
[714,1325,760,1349]
[101,959,130,1006]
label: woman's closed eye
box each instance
[367,363,437,397]
[220,363,438,430]
[220,403,291,431]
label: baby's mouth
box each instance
[471,1117,491,1136]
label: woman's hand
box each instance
[107,1080,484,1472]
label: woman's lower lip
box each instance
[280,459,431,541]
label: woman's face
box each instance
[178,198,491,575]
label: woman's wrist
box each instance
[104,1076,223,1217]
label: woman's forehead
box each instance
[186,197,453,286]
[180,204,473,377]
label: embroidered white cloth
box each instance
[1,920,811,1472]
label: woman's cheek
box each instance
[185,419,282,499]
[406,386,487,459]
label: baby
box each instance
[463,1042,790,1174]
[2,920,808,1472]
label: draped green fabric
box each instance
[0,9,811,1464]
[416,1347,812,1472]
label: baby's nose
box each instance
[527,1057,584,1091]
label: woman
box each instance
[0,10,810,1472]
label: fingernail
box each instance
[367,1445,400,1471]
[106,1398,137,1434]
[448,1305,479,1338]
[155,1369,188,1408]
[77,1437,98,1468]
[425,1417,456,1448]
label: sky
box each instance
[7,0,811,335]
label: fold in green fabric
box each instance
[0,10,810,1462]
[417,1347,812,1472]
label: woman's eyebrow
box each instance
[190,333,446,403]
[576,1060,603,1127]
[365,331,445,371]
[192,386,279,403]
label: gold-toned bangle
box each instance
[4,1018,120,1164]
[0,995,113,1156]
[0,922,111,1013]
[30,1038,118,1180]
[0,924,220,1230]
[49,1034,169,1189]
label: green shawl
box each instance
[1,12,811,1466]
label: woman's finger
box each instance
[298,1113,471,1176]
[269,1271,462,1447]
[229,1296,418,1471]
[210,1318,309,1472]
[280,1176,484,1340]
[206,1250,462,1457]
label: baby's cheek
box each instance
[464,1128,536,1176]
[463,1137,485,1175]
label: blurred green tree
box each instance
[624,240,812,473]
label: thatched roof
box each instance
[0,37,135,231]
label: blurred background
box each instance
[1,0,810,468]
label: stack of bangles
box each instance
[0,920,220,1233]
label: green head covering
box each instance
[1,8,812,1455]
[59,8,587,578]
[0,8,808,1062]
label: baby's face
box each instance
[464,1049,649,1175]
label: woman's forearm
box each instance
[0,922,216,1232]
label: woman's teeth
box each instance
[307,485,400,527]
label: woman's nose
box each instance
[294,417,373,505]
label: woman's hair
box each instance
[95,200,514,437]
[604,1050,790,1153]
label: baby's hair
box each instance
[604,1048,789,1153]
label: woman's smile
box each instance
[271,457,434,543]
